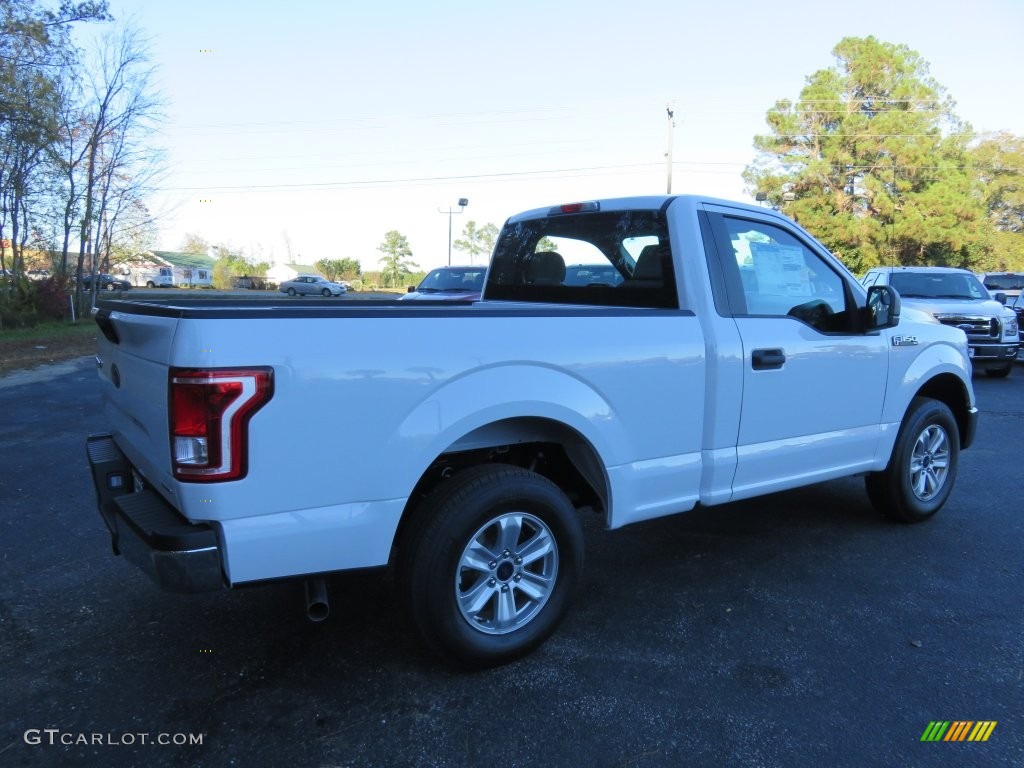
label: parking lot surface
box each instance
[0,358,1021,767]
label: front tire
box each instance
[322,288,331,297]
[400,464,584,668]
[287,287,296,296]
[865,397,959,523]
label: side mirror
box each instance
[407,285,415,293]
[994,291,1007,305]
[865,284,901,330]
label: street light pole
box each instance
[439,198,468,266]
[665,104,675,194]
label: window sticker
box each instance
[749,242,811,297]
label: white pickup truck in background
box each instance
[861,266,1019,377]
[87,195,977,667]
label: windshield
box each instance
[417,268,486,292]
[982,273,1024,290]
[888,272,989,300]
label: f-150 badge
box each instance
[892,335,919,346]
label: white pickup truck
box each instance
[87,195,977,667]
[861,266,1019,377]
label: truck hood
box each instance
[898,296,1004,318]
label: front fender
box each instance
[883,337,971,426]
[873,329,974,468]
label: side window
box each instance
[717,215,851,332]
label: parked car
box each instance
[400,266,485,301]
[861,266,1019,377]
[1008,293,1024,361]
[232,276,267,290]
[978,272,1024,300]
[562,264,626,287]
[81,273,131,291]
[27,269,51,281]
[279,274,346,296]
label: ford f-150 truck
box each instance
[87,195,977,667]
[861,266,1019,378]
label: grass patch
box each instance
[0,320,98,376]
[0,319,95,342]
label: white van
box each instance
[121,265,173,288]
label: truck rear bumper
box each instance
[86,433,225,593]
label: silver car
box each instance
[279,274,347,297]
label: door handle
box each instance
[752,348,785,370]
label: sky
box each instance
[92,0,1024,272]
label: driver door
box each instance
[703,207,890,499]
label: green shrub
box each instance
[0,276,72,329]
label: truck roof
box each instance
[505,194,773,223]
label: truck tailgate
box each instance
[94,307,181,500]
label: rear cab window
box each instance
[484,206,679,309]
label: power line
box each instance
[159,162,664,192]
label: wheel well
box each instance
[394,419,607,555]
[914,373,971,447]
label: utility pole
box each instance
[665,104,675,194]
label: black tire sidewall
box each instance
[404,465,583,667]
[885,398,959,522]
[985,366,1011,378]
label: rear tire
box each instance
[399,464,583,668]
[146,281,155,288]
[322,288,331,297]
[865,397,959,523]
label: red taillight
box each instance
[548,201,600,216]
[169,368,273,482]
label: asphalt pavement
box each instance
[0,357,1021,768]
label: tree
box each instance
[1,0,110,293]
[744,36,988,273]
[377,230,417,288]
[72,23,163,311]
[314,257,362,282]
[971,132,1024,269]
[453,220,498,264]
[337,257,361,281]
[314,257,339,281]
[179,232,209,254]
[211,247,269,289]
